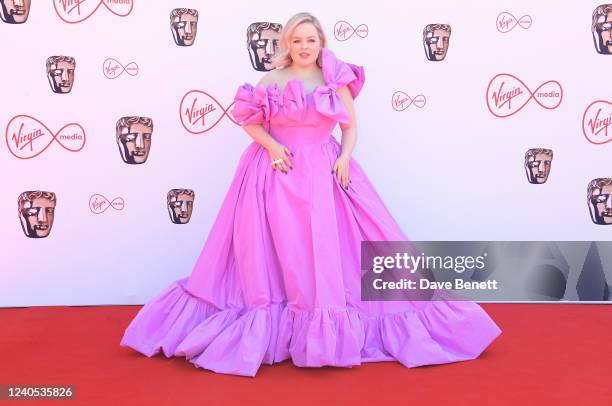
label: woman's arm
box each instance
[337,86,357,157]
[239,72,293,173]
[241,123,293,173]
[332,86,358,188]
[241,123,278,150]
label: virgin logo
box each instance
[5,115,86,159]
[89,194,125,214]
[582,100,612,145]
[54,0,133,24]
[496,12,532,33]
[103,58,139,79]
[391,91,426,111]
[179,90,238,134]
[334,20,368,41]
[486,73,563,118]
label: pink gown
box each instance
[120,48,502,377]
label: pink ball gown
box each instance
[120,48,502,377]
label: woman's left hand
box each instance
[332,154,351,190]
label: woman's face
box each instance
[289,22,322,67]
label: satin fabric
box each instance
[120,48,502,377]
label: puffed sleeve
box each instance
[345,63,365,99]
[321,48,365,98]
[231,83,278,125]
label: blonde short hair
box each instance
[271,12,327,69]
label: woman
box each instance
[120,12,502,377]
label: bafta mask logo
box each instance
[423,24,451,61]
[588,178,612,225]
[116,116,153,165]
[524,148,553,184]
[592,4,612,54]
[46,56,75,94]
[0,0,31,24]
[18,191,56,238]
[170,8,198,46]
[167,189,194,224]
[247,22,282,71]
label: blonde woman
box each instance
[121,12,502,377]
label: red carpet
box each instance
[0,303,610,405]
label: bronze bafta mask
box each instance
[170,8,198,46]
[46,56,76,94]
[423,24,451,61]
[592,4,612,54]
[116,116,153,165]
[167,189,195,224]
[524,148,553,184]
[247,22,282,71]
[18,191,56,238]
[588,178,612,225]
[0,0,31,24]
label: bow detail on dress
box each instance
[313,83,349,123]
[312,48,365,124]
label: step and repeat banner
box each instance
[0,1,610,305]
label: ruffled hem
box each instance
[120,278,502,377]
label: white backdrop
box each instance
[0,0,610,306]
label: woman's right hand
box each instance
[266,141,293,173]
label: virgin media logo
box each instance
[89,194,125,214]
[5,115,86,159]
[54,0,133,24]
[179,90,238,134]
[486,73,563,118]
[391,91,426,111]
[334,20,368,41]
[496,12,532,33]
[103,58,139,79]
[582,100,612,145]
